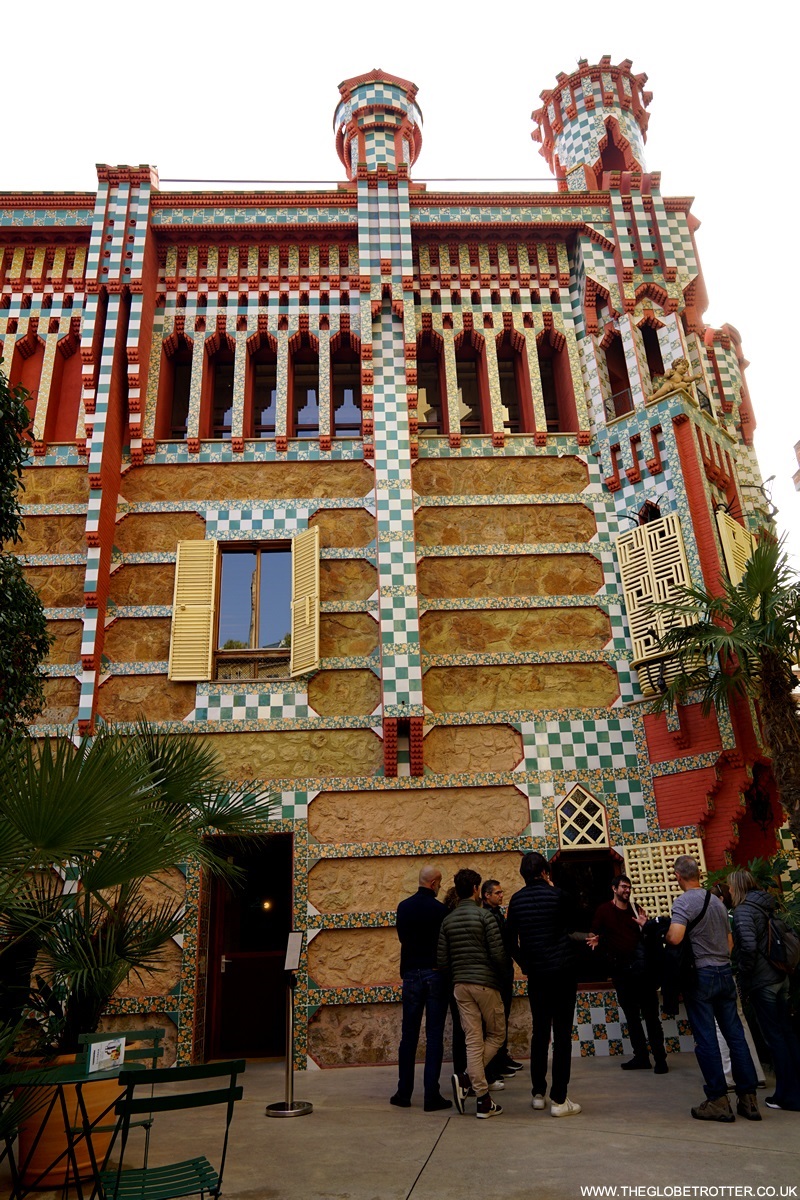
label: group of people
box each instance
[391,851,800,1122]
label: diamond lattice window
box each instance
[556,786,609,850]
[622,837,707,917]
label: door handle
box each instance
[221,955,232,973]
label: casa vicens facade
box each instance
[3,58,789,1066]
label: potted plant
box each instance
[0,721,274,1183]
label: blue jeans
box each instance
[747,977,800,1110]
[684,965,758,1100]
[396,968,448,1102]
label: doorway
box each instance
[205,834,293,1059]
[549,849,619,986]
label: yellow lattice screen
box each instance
[715,509,757,587]
[290,526,320,677]
[168,540,218,681]
[622,838,707,917]
[556,785,609,849]
[617,514,695,696]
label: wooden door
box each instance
[206,834,292,1059]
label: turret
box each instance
[333,69,423,179]
[532,56,652,191]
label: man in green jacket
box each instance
[438,868,508,1119]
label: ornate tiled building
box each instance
[2,58,786,1067]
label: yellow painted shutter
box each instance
[290,526,320,677]
[617,514,696,696]
[168,540,218,681]
[715,509,757,587]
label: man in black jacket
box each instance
[438,868,507,1118]
[505,851,582,1117]
[391,864,452,1111]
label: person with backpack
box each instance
[729,868,800,1112]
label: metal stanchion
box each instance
[266,935,312,1118]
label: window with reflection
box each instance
[249,336,278,439]
[291,346,320,438]
[331,344,361,436]
[210,347,235,438]
[417,333,445,435]
[216,545,292,680]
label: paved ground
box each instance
[4,1056,799,1200]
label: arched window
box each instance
[289,334,320,438]
[330,338,361,437]
[455,331,489,435]
[536,329,578,433]
[156,330,193,440]
[199,331,236,440]
[602,332,633,419]
[246,333,278,439]
[640,322,665,382]
[417,330,446,435]
[495,329,533,434]
[9,325,45,424]
[44,325,82,442]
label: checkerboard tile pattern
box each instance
[194,691,309,722]
[521,716,639,772]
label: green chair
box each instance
[92,1059,245,1200]
[75,1029,165,1165]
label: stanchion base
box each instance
[265,1101,313,1118]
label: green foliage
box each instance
[0,723,277,1053]
[0,370,51,739]
[651,536,800,850]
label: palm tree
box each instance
[0,722,275,1053]
[652,535,800,851]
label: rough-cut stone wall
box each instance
[24,565,86,607]
[103,618,172,663]
[207,729,383,780]
[309,784,529,843]
[422,725,522,773]
[308,669,381,716]
[420,607,610,653]
[308,997,531,1067]
[21,467,89,504]
[310,507,376,547]
[13,515,87,555]
[97,677,196,723]
[413,456,588,495]
[308,852,524,913]
[424,664,619,712]
[108,564,175,606]
[114,512,206,552]
[320,560,377,602]
[415,504,596,546]
[33,677,80,724]
[121,461,373,501]
[46,620,83,663]
[319,613,379,657]
[99,1013,178,1067]
[417,554,603,598]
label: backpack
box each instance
[766,914,800,975]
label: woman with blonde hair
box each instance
[729,868,800,1111]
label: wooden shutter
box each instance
[168,540,218,681]
[617,514,697,695]
[715,509,757,587]
[290,526,320,677]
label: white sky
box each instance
[5,1,798,562]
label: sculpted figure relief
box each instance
[649,357,703,402]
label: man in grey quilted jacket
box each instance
[438,867,508,1119]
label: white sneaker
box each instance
[487,1079,505,1092]
[531,1094,546,1110]
[550,1097,581,1118]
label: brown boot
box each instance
[691,1095,735,1122]
[736,1093,762,1121]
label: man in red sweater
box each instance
[588,875,667,1074]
